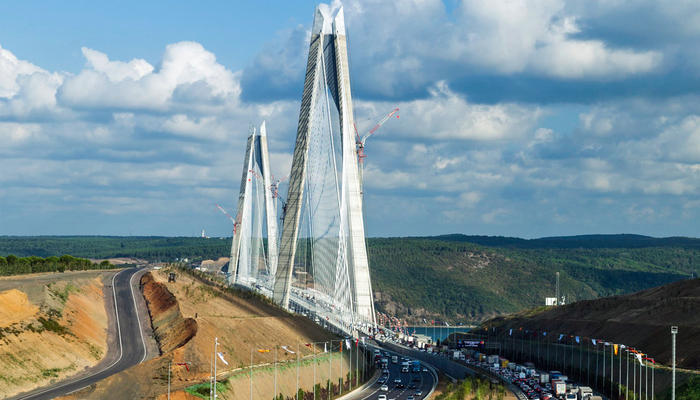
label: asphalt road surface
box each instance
[343,348,437,400]
[12,268,148,400]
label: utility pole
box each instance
[555,271,560,305]
[671,326,678,400]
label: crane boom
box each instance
[215,204,236,225]
[362,107,399,143]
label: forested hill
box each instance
[423,233,700,249]
[1,235,699,322]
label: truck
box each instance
[453,350,461,360]
[578,386,593,399]
[412,360,421,372]
[552,380,566,397]
[487,354,500,364]
[539,373,550,384]
[392,355,398,364]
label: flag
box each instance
[575,336,580,344]
[605,342,611,346]
[558,334,565,342]
[258,349,270,353]
[217,352,229,366]
[635,353,644,365]
[614,344,619,355]
[361,337,366,346]
[345,339,351,350]
[592,339,597,346]
[281,346,295,354]
[356,338,359,347]
[305,343,312,348]
[509,329,513,336]
[324,343,328,353]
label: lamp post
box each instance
[671,326,678,400]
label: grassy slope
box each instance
[2,235,699,322]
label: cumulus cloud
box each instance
[59,41,240,110]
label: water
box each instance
[405,326,471,342]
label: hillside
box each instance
[369,238,698,322]
[481,277,700,369]
[0,271,113,398]
[2,235,699,322]
[62,267,355,399]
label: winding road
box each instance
[11,268,150,400]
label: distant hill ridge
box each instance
[424,233,700,249]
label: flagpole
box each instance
[209,354,213,400]
[328,341,332,400]
[610,344,614,400]
[296,341,300,400]
[645,360,648,400]
[250,348,253,400]
[313,343,317,400]
[626,350,630,400]
[651,360,656,400]
[603,342,606,395]
[274,346,278,399]
[633,351,636,400]
[595,342,599,389]
[619,345,622,399]
[340,340,343,395]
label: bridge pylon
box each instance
[273,3,376,331]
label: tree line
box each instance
[0,254,112,276]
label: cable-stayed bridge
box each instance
[226,3,376,338]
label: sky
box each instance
[0,0,699,238]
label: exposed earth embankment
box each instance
[140,272,197,353]
[0,270,112,399]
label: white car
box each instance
[394,378,402,383]
[380,385,389,391]
[378,395,387,400]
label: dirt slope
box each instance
[141,272,197,353]
[0,271,112,398]
[65,268,354,400]
[485,278,700,369]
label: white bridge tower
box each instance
[273,4,376,329]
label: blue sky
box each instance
[1,0,698,238]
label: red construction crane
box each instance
[355,107,399,165]
[215,203,240,235]
[270,175,288,200]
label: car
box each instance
[409,383,417,389]
[394,378,402,384]
[378,395,387,400]
[407,396,415,400]
[415,390,423,396]
[422,368,428,372]
[396,383,405,389]
[380,385,388,391]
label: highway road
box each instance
[11,268,149,400]
[341,347,437,400]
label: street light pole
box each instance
[671,326,678,400]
